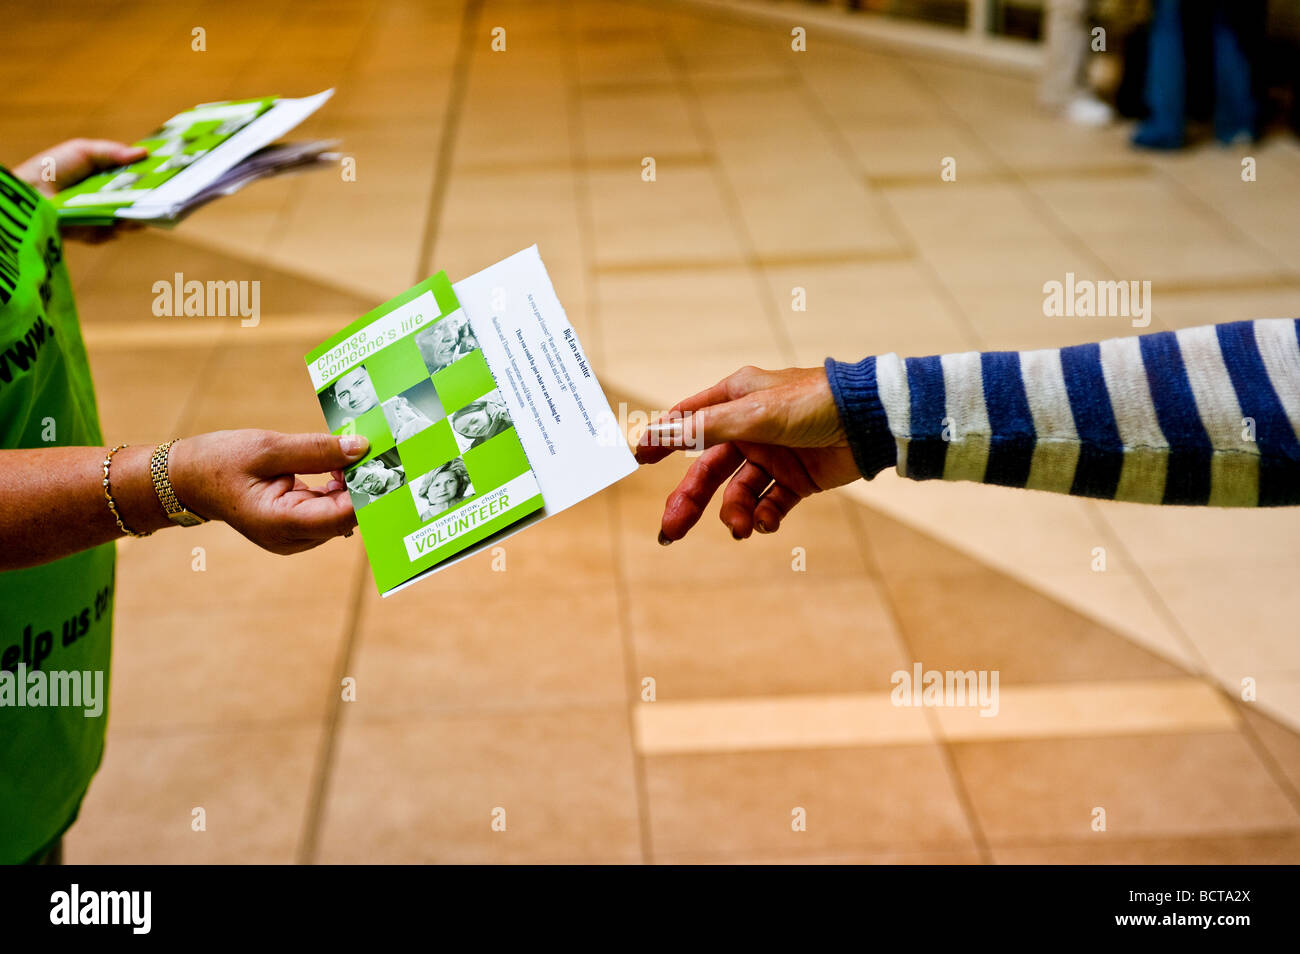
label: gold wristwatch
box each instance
[150,438,208,527]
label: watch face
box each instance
[169,510,205,528]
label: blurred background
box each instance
[4,0,1300,863]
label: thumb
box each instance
[79,139,148,169]
[262,433,370,474]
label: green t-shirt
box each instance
[0,166,116,864]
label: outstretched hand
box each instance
[633,366,861,543]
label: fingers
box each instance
[258,432,369,475]
[635,365,778,465]
[659,441,817,543]
[718,461,773,539]
[658,444,744,544]
[637,393,784,469]
[282,487,357,544]
[753,482,803,534]
[74,138,148,169]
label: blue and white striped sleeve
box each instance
[824,318,1300,507]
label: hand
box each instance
[634,366,861,543]
[169,429,369,555]
[13,138,148,196]
[13,139,148,243]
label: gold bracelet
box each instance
[101,443,152,538]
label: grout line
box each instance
[169,323,238,436]
[455,152,715,176]
[656,17,798,365]
[789,50,984,353]
[1077,501,1300,818]
[295,549,371,865]
[839,496,995,864]
[295,0,485,865]
[255,2,384,257]
[564,2,654,863]
[605,486,658,865]
[412,0,486,281]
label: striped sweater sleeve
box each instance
[823,318,1300,507]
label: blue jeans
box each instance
[1134,0,1260,148]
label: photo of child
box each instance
[449,389,514,452]
[410,457,474,522]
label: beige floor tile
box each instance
[614,466,872,588]
[1150,564,1300,678]
[316,708,642,863]
[658,846,985,864]
[726,169,906,262]
[89,344,222,442]
[993,831,1300,864]
[935,679,1238,742]
[635,692,933,754]
[761,259,979,361]
[580,89,705,161]
[586,165,743,268]
[1248,674,1300,743]
[880,567,1186,685]
[65,725,322,864]
[113,517,361,625]
[1240,703,1300,795]
[628,577,909,699]
[644,744,976,857]
[883,181,1059,250]
[842,119,1000,181]
[954,732,1300,842]
[1090,234,1284,289]
[595,266,780,358]
[350,578,627,718]
[108,604,348,731]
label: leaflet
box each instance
[304,246,636,595]
[51,89,335,225]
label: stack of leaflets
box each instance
[51,89,335,226]
[305,246,637,596]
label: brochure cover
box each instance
[51,89,334,225]
[305,246,636,596]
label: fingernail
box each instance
[657,530,672,546]
[340,435,368,458]
[755,520,772,534]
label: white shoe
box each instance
[1065,95,1113,127]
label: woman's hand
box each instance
[13,139,147,196]
[634,366,861,543]
[13,139,148,243]
[169,430,368,555]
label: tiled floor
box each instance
[4,0,1298,863]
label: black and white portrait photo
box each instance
[344,448,406,510]
[411,457,475,522]
[414,311,479,374]
[319,364,380,431]
[449,389,514,452]
[381,378,445,443]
